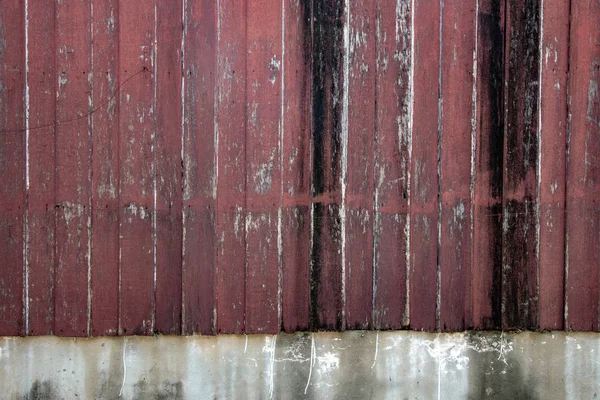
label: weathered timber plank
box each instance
[439,0,476,331]
[118,0,155,336]
[565,0,600,331]
[27,0,56,335]
[538,0,569,331]
[155,0,183,335]
[182,0,218,335]
[281,0,312,332]
[216,0,247,334]
[502,0,541,330]
[344,0,376,330]
[54,0,92,337]
[472,0,505,330]
[410,0,440,331]
[0,0,25,336]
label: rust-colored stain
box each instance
[0,0,598,336]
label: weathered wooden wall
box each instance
[0,0,598,336]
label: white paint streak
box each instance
[304,333,315,395]
[277,0,285,333]
[87,0,94,337]
[371,331,379,369]
[23,0,30,335]
[180,0,187,334]
[119,337,127,397]
[404,0,415,328]
[269,335,276,399]
[536,0,544,309]
[341,0,350,328]
[213,0,221,333]
[152,0,158,334]
[244,334,248,353]
[471,0,479,328]
[436,0,444,331]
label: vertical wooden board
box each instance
[409,0,440,331]
[0,0,25,336]
[372,0,411,330]
[216,0,247,334]
[472,0,504,330]
[245,0,282,334]
[119,0,155,336]
[91,0,119,336]
[155,0,183,335]
[439,0,476,331]
[281,0,311,332]
[538,0,569,331]
[310,0,345,331]
[565,0,600,331]
[182,0,217,335]
[26,0,56,335]
[54,0,91,337]
[344,0,375,330]
[502,0,540,330]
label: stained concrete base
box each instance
[1,331,598,399]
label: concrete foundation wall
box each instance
[1,331,598,399]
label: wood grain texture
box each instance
[502,0,540,330]
[245,0,282,334]
[344,0,376,330]
[54,0,92,337]
[310,0,345,331]
[439,0,476,331]
[0,0,25,336]
[182,0,217,335]
[472,0,505,330]
[410,0,440,331]
[281,0,311,332]
[155,0,183,335]
[216,0,247,334]
[27,0,56,336]
[118,0,155,336]
[538,0,569,331]
[91,0,120,336]
[565,0,600,331]
[372,0,411,330]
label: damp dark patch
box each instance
[502,197,538,329]
[132,380,183,400]
[20,380,59,400]
[478,0,504,200]
[308,0,345,332]
[505,0,540,188]
[467,333,539,400]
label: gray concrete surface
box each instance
[0,331,598,399]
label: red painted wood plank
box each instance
[182,0,217,335]
[565,0,600,331]
[439,0,476,331]
[502,0,540,330]
[118,0,155,336]
[344,0,375,330]
[409,0,440,331]
[0,0,25,336]
[281,0,311,332]
[216,0,247,334]
[310,0,345,331]
[245,0,282,334]
[27,0,56,336]
[91,0,120,336]
[372,0,411,330]
[54,0,92,337]
[538,0,569,331]
[472,0,505,330]
[155,0,183,335]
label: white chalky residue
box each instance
[23,0,30,335]
[304,334,315,394]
